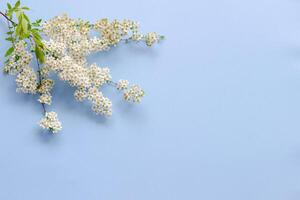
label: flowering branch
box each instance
[1,1,48,117]
[1,0,164,133]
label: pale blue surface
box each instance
[0,0,300,199]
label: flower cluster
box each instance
[116,79,129,90]
[145,32,160,47]
[15,65,38,94]
[87,87,112,116]
[4,13,163,133]
[116,80,144,102]
[4,41,33,75]
[124,85,145,103]
[88,64,111,87]
[38,93,52,105]
[39,111,62,133]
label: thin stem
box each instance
[107,80,117,87]
[0,11,16,25]
[36,59,46,114]
[29,38,46,115]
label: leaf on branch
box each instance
[5,47,14,57]
[35,45,45,64]
[5,37,14,42]
[16,13,30,39]
[7,3,12,10]
[23,14,30,23]
[21,6,30,10]
[14,0,20,8]
[32,19,42,27]
[32,30,42,41]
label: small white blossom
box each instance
[88,64,111,87]
[144,32,159,46]
[44,39,66,59]
[38,93,52,105]
[124,85,145,103]
[4,41,33,74]
[15,66,38,94]
[57,56,91,88]
[39,112,62,133]
[87,87,112,116]
[116,79,129,90]
[74,88,87,102]
[37,79,54,94]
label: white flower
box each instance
[39,112,62,133]
[88,64,111,87]
[124,85,145,103]
[4,41,33,74]
[37,79,54,94]
[57,56,91,88]
[74,88,87,102]
[144,32,159,46]
[38,93,52,105]
[87,87,112,116]
[116,79,129,90]
[15,66,38,94]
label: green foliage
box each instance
[4,0,45,64]
[5,46,14,57]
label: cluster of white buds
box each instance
[15,66,38,94]
[4,14,162,133]
[38,93,52,105]
[39,111,62,133]
[116,80,144,102]
[37,79,54,94]
[4,41,33,75]
[74,88,87,102]
[124,85,145,103]
[144,32,160,47]
[116,79,129,90]
[87,87,112,116]
[37,79,54,105]
[88,64,111,87]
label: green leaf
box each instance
[16,14,30,39]
[14,0,20,8]
[15,10,21,19]
[21,6,29,10]
[32,19,42,27]
[35,45,45,64]
[32,30,41,39]
[6,31,14,35]
[7,3,12,10]
[5,47,14,57]
[23,14,30,23]
[5,37,14,42]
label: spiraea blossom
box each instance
[2,1,163,133]
[116,79,129,90]
[39,112,62,133]
[124,85,145,103]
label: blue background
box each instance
[0,0,300,199]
